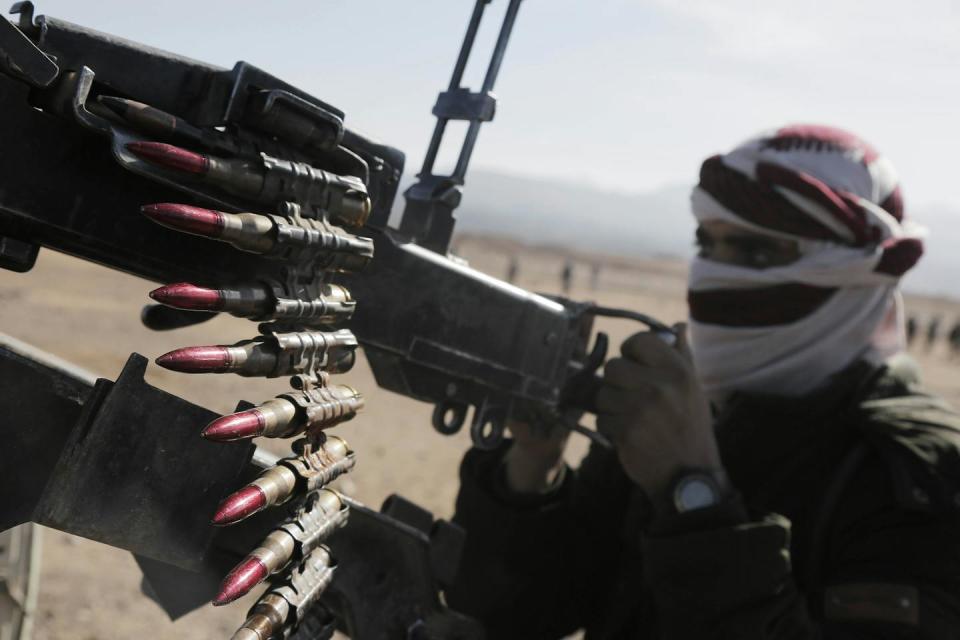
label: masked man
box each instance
[447,125,960,638]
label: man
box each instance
[448,125,960,638]
[906,314,918,347]
[927,316,942,352]
[948,320,960,360]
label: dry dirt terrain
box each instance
[1,233,958,639]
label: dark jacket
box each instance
[448,358,960,638]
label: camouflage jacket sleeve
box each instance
[643,444,960,639]
[446,440,636,639]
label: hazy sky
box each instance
[23,0,960,209]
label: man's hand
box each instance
[596,323,722,496]
[503,420,571,495]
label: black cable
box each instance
[585,304,674,335]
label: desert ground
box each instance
[1,233,959,639]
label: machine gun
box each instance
[0,2,670,638]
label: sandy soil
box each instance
[1,234,958,639]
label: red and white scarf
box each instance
[688,125,925,397]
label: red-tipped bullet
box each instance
[155,346,232,373]
[150,283,225,311]
[213,485,268,526]
[141,203,225,238]
[202,409,266,442]
[126,141,210,175]
[213,556,269,606]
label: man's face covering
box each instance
[687,125,926,398]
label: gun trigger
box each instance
[585,331,609,375]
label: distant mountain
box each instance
[392,170,958,298]
[455,170,695,259]
[394,169,695,258]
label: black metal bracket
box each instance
[399,0,524,254]
[30,352,254,570]
[224,63,345,153]
[1,2,57,86]
[0,234,39,272]
[432,88,496,122]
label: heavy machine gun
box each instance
[0,2,670,637]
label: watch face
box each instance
[674,476,719,512]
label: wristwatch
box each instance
[669,469,731,514]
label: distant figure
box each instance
[906,315,918,347]
[506,256,519,284]
[949,321,960,359]
[589,263,601,291]
[926,315,942,352]
[560,259,573,294]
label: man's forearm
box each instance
[449,444,603,640]
[503,442,568,494]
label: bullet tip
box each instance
[213,556,269,606]
[150,283,225,311]
[202,410,266,442]
[126,141,209,175]
[155,346,232,374]
[140,203,225,238]
[212,485,268,526]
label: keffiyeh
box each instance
[688,125,925,397]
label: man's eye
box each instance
[746,248,773,268]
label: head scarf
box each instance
[688,124,925,397]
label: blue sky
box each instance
[22,0,960,210]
